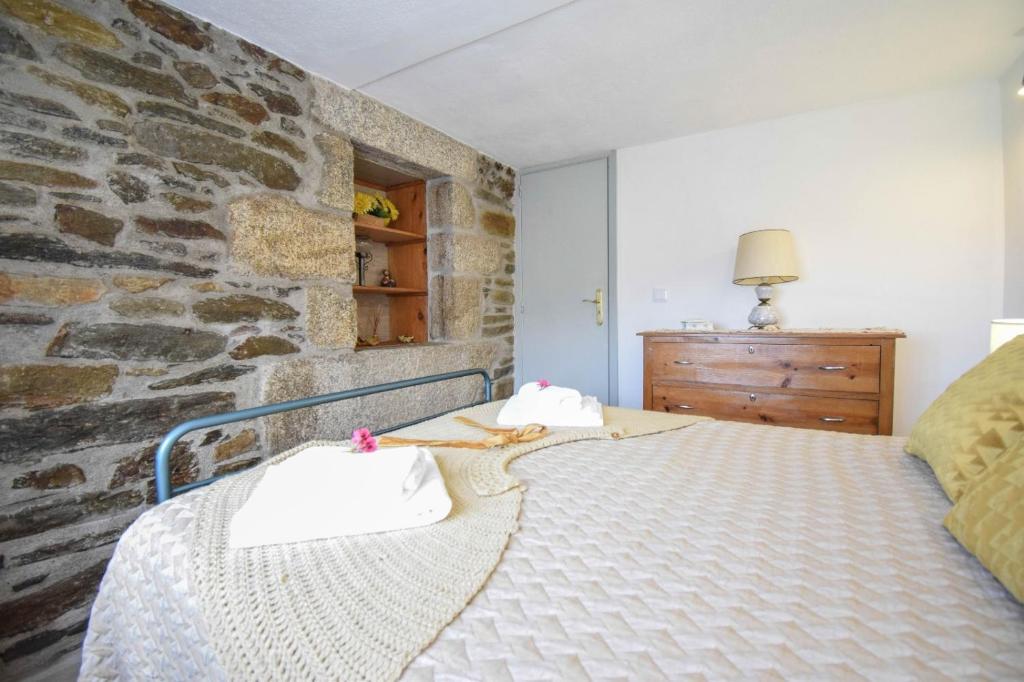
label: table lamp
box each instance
[991,319,1024,353]
[733,228,799,330]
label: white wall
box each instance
[1001,53,1024,316]
[616,83,1004,435]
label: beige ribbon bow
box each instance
[377,416,550,450]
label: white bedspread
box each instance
[80,419,1024,680]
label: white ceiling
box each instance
[171,0,1024,168]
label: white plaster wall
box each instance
[616,83,1004,435]
[1001,52,1024,317]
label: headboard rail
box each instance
[154,368,492,503]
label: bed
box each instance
[79,371,1024,681]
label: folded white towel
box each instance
[229,445,452,548]
[496,382,604,427]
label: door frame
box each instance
[513,151,619,405]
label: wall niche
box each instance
[352,155,428,348]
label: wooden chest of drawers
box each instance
[639,330,904,435]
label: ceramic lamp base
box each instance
[747,284,779,330]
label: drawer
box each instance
[648,342,880,394]
[652,384,880,434]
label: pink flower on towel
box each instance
[352,427,378,453]
[537,379,551,389]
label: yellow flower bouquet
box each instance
[354,191,399,226]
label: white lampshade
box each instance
[991,319,1024,353]
[733,229,799,285]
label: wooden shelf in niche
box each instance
[353,218,425,244]
[353,161,427,347]
[353,286,427,296]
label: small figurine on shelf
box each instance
[379,269,397,288]
[398,335,414,344]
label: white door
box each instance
[518,157,611,402]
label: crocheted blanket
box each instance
[188,401,704,682]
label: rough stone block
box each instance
[0,180,36,206]
[429,275,481,340]
[27,65,131,118]
[230,194,355,281]
[214,428,257,461]
[477,155,516,205]
[109,296,184,318]
[55,44,194,107]
[2,233,216,278]
[237,38,306,82]
[11,527,124,567]
[481,210,515,238]
[148,363,255,390]
[109,440,195,492]
[252,130,306,162]
[62,125,126,148]
[0,391,235,464]
[0,364,118,409]
[135,121,299,190]
[173,60,217,89]
[107,170,149,203]
[314,132,354,212]
[228,335,299,359]
[54,204,123,246]
[0,24,38,60]
[47,322,226,361]
[0,160,95,188]
[124,0,213,51]
[0,0,123,49]
[0,312,54,325]
[193,294,298,323]
[307,285,356,349]
[214,456,261,476]
[312,77,477,181]
[0,559,108,639]
[11,463,86,490]
[135,216,225,241]
[201,92,267,124]
[429,180,475,231]
[429,233,503,274]
[0,271,105,306]
[0,130,85,163]
[248,83,302,116]
[262,341,497,451]
[137,100,245,138]
[0,88,79,120]
[160,192,213,213]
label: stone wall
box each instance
[0,0,516,677]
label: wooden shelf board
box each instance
[354,221,425,244]
[353,286,427,296]
[355,340,426,350]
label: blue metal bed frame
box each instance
[154,368,492,504]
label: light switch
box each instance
[652,288,668,302]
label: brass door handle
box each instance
[581,288,604,326]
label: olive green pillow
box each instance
[905,335,1024,501]
[944,440,1024,603]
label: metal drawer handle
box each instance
[819,416,846,423]
[675,404,696,410]
[749,393,756,402]
[673,360,693,365]
[748,346,755,354]
[818,365,847,371]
